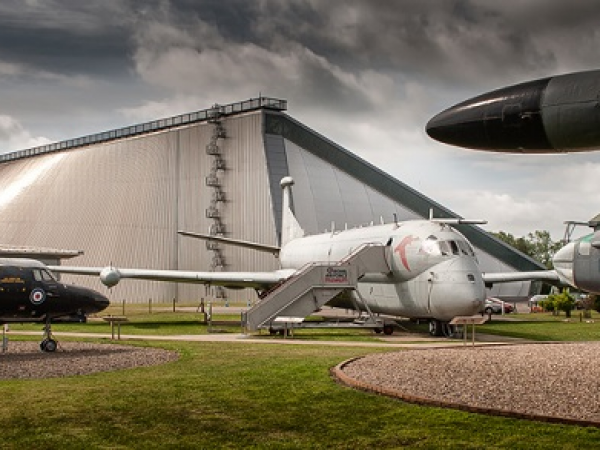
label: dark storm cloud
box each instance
[121,0,600,107]
[0,1,137,76]
[242,0,600,85]
[2,1,599,91]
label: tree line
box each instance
[491,230,564,269]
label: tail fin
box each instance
[280,177,304,246]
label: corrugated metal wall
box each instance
[0,111,279,304]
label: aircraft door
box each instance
[0,266,29,312]
[386,237,394,269]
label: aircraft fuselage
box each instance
[553,234,600,294]
[279,220,486,321]
[0,258,109,322]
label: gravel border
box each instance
[0,341,179,379]
[332,343,600,427]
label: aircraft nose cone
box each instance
[426,106,489,149]
[426,77,553,152]
[428,257,486,320]
[70,286,110,314]
[93,293,110,313]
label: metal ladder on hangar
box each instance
[243,243,391,331]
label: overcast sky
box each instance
[1,0,599,240]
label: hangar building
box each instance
[0,97,543,304]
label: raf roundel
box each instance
[30,288,46,305]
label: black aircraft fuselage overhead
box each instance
[0,258,109,351]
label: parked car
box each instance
[528,295,548,312]
[482,298,513,315]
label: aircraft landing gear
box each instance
[374,324,395,335]
[429,319,457,338]
[40,319,58,353]
[383,324,395,335]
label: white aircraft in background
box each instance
[51,177,555,336]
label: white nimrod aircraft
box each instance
[51,177,558,336]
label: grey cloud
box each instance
[129,0,600,94]
[2,0,600,92]
[0,1,138,76]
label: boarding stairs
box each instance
[243,243,391,331]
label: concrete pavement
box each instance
[7,329,528,349]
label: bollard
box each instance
[2,324,8,352]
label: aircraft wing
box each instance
[0,245,83,259]
[49,265,294,290]
[482,270,562,284]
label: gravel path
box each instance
[338,343,600,425]
[0,341,179,379]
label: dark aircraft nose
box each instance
[69,286,110,315]
[426,70,600,153]
[426,78,553,152]
[90,292,110,314]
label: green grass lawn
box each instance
[1,341,599,449]
[480,311,600,341]
[2,309,600,448]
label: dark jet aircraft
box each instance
[0,258,109,352]
[426,70,600,153]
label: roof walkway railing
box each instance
[0,96,287,163]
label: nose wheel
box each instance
[40,319,58,352]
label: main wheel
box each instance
[40,338,57,352]
[429,319,443,336]
[44,339,57,352]
[383,324,394,335]
[442,323,458,338]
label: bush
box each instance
[551,290,576,318]
[539,298,555,312]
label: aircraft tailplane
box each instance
[280,177,305,246]
[178,231,280,255]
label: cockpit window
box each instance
[579,241,591,256]
[439,241,451,256]
[457,240,474,256]
[421,237,476,258]
[33,269,57,282]
[421,236,442,256]
[449,240,460,255]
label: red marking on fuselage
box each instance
[394,235,419,271]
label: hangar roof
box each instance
[0,97,287,164]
